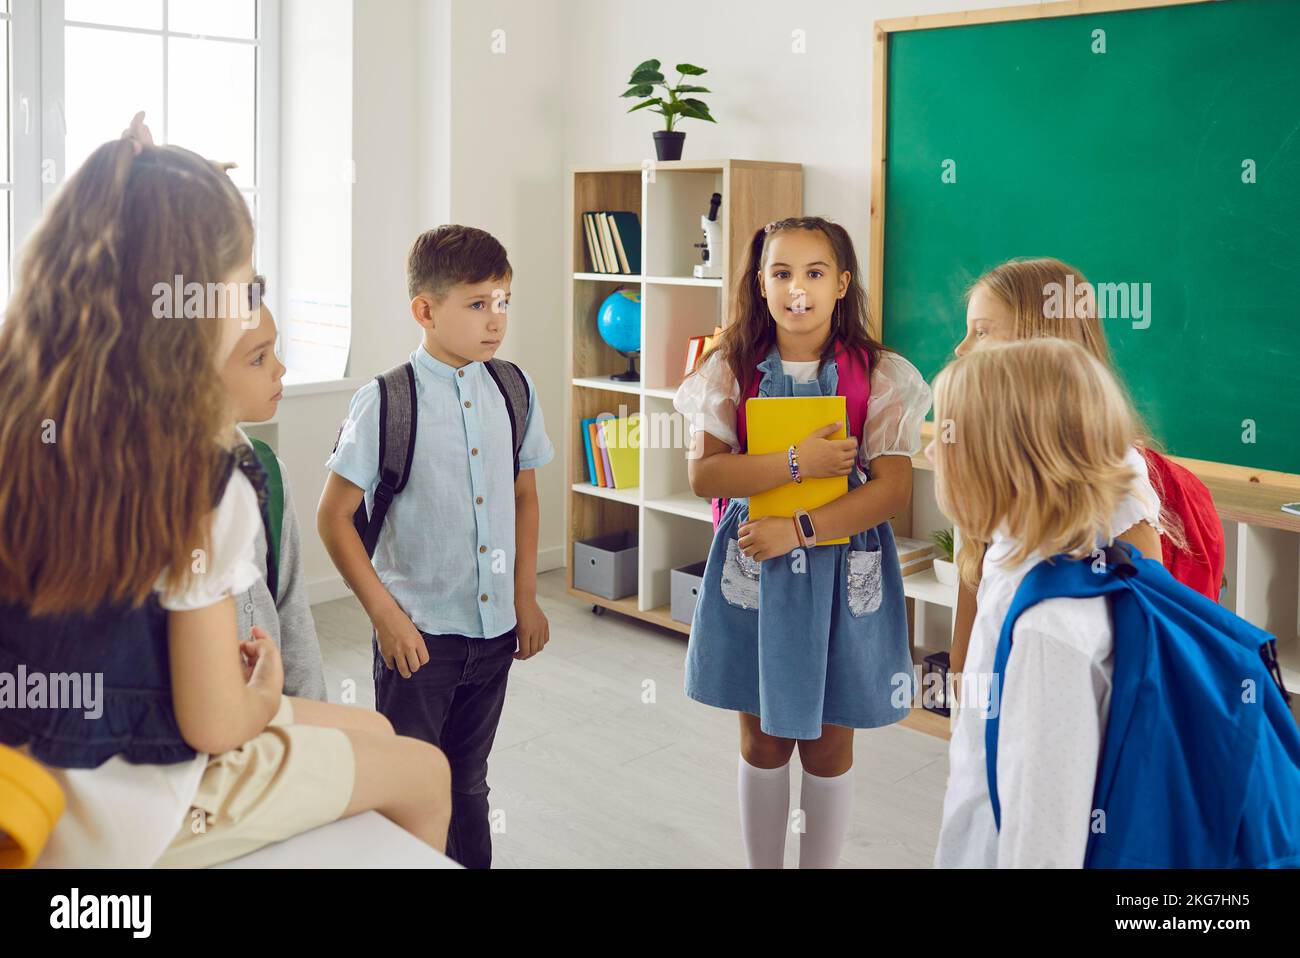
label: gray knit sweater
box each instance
[233,445,328,701]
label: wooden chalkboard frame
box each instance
[868,0,1300,498]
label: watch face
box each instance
[798,514,815,538]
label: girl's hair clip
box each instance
[763,221,776,234]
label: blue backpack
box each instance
[985,542,1300,868]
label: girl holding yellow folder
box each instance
[674,217,930,868]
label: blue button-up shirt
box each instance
[326,344,554,638]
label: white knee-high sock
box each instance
[798,767,855,869]
[737,754,790,869]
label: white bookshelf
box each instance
[566,159,803,634]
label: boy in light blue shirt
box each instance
[318,225,553,868]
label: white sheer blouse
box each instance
[673,350,933,462]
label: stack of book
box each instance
[894,537,937,577]
[683,326,724,376]
[580,413,641,490]
[582,211,641,274]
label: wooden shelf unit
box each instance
[565,159,803,633]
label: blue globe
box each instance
[596,288,641,356]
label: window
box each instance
[0,1,11,307]
[5,0,278,318]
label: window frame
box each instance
[6,0,279,313]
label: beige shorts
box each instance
[156,697,355,868]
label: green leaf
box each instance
[621,84,655,98]
[626,98,663,113]
[659,101,687,115]
[676,63,708,76]
[631,59,661,74]
[630,69,665,84]
[674,85,711,94]
[680,99,716,123]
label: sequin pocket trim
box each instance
[720,539,761,611]
[847,549,883,617]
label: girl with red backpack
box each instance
[948,257,1225,676]
[674,217,931,868]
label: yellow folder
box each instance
[746,396,849,545]
[600,414,641,489]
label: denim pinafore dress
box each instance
[684,349,913,740]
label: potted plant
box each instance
[622,59,716,161]
[932,528,957,587]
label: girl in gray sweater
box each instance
[220,277,327,700]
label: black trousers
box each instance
[373,629,516,869]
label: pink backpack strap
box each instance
[834,341,872,443]
[714,369,765,529]
[734,367,765,452]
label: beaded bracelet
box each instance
[788,445,802,484]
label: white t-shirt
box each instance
[934,446,1162,868]
[673,350,933,461]
[32,468,262,868]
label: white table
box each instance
[215,811,460,869]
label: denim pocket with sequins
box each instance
[720,539,761,611]
[846,549,883,616]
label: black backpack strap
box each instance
[485,358,531,480]
[350,362,417,558]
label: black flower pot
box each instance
[654,130,685,161]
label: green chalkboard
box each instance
[881,0,1300,475]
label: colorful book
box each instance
[595,411,618,486]
[684,326,725,376]
[599,432,614,487]
[745,396,849,545]
[580,417,599,484]
[588,422,607,486]
[684,336,707,376]
[600,414,641,489]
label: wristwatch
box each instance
[794,509,817,548]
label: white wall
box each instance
[350,0,423,382]
[272,0,423,601]
[423,0,568,570]
[557,0,994,284]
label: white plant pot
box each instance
[933,558,958,587]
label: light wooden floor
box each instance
[312,569,950,868]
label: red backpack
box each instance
[1139,447,1226,602]
[711,343,872,527]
